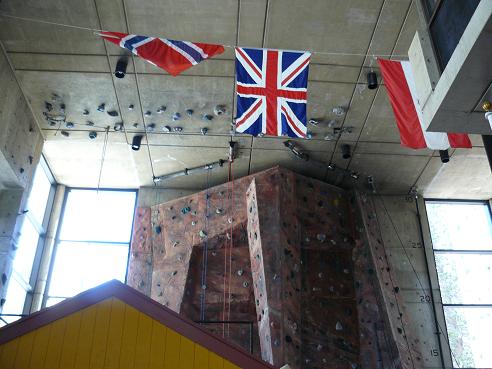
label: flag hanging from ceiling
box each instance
[99,32,225,76]
[378,59,471,150]
[235,47,311,138]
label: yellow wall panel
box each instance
[134,312,153,369]
[148,320,166,369]
[0,336,19,368]
[164,329,181,369]
[224,360,241,369]
[13,331,35,369]
[89,298,112,369]
[104,298,125,369]
[58,310,82,368]
[118,303,140,369]
[194,344,210,369]
[43,317,67,369]
[179,336,195,369]
[208,352,225,369]
[73,305,98,369]
[28,323,51,368]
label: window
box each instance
[426,200,492,368]
[44,189,136,307]
[1,158,56,326]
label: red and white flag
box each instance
[378,59,471,150]
[99,32,224,76]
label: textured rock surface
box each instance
[128,167,405,368]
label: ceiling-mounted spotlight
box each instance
[367,70,378,90]
[341,144,351,159]
[114,57,128,79]
[332,106,346,116]
[439,149,449,163]
[132,135,143,151]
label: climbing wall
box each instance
[128,166,409,368]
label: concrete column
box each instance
[30,185,65,312]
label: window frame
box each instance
[424,198,492,368]
[42,187,137,308]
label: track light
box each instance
[439,149,449,163]
[367,71,378,89]
[114,58,128,79]
[341,144,351,159]
[132,135,143,151]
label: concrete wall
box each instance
[0,45,43,307]
[359,194,451,369]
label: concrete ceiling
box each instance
[0,0,490,198]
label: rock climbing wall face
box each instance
[128,167,403,369]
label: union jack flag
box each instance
[100,32,224,76]
[235,47,311,137]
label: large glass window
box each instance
[44,189,136,307]
[426,200,492,368]
[1,157,55,326]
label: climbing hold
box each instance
[144,111,152,117]
[394,286,400,293]
[146,123,156,132]
[157,106,166,114]
[128,104,134,111]
[316,233,326,242]
[114,122,124,131]
[107,110,119,117]
[185,108,194,116]
[335,321,343,331]
[171,270,177,276]
[237,269,244,276]
[200,127,208,135]
[59,103,66,113]
[202,114,213,121]
[82,109,89,116]
[227,218,233,224]
[172,126,183,132]
[199,230,207,238]
[172,241,179,247]
[242,281,249,288]
[214,105,226,115]
[44,101,53,111]
[191,221,197,226]
[215,208,223,214]
[65,121,74,129]
[133,122,139,128]
[97,103,106,112]
[162,125,171,132]
[88,131,97,139]
[172,112,181,121]
[86,121,95,126]
[181,206,191,214]
[155,225,162,234]
[60,131,70,137]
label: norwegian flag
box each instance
[235,47,311,137]
[100,32,224,76]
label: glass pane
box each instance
[426,202,492,250]
[2,276,27,316]
[26,164,52,226]
[444,306,492,368]
[59,190,136,243]
[48,241,128,298]
[435,253,492,304]
[12,218,40,282]
[45,297,66,307]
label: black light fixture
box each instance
[439,149,449,163]
[114,57,128,79]
[132,135,143,151]
[367,70,378,90]
[341,144,351,159]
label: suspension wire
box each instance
[200,169,211,321]
[0,12,409,59]
[96,126,110,192]
[227,160,235,337]
[377,195,461,368]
